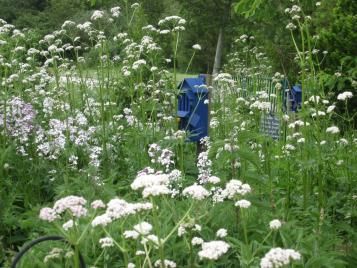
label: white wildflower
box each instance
[224,180,251,199]
[192,44,202,50]
[154,259,176,268]
[216,228,228,238]
[337,91,353,101]
[134,221,152,235]
[111,6,121,17]
[269,219,283,230]
[62,220,74,231]
[128,263,135,268]
[142,185,171,198]
[91,10,104,21]
[208,176,220,184]
[198,240,230,260]
[123,230,140,240]
[297,138,305,144]
[260,248,301,268]
[182,184,210,200]
[39,207,59,222]
[91,200,106,209]
[286,23,296,30]
[235,199,251,208]
[136,250,145,256]
[99,237,114,248]
[192,237,204,245]
[326,126,340,134]
[131,173,170,190]
[326,105,335,113]
[178,225,186,237]
[91,214,112,227]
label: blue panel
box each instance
[282,81,302,112]
[189,113,200,127]
[177,76,209,142]
[177,111,190,117]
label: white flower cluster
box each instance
[123,108,137,126]
[269,219,282,230]
[211,179,252,204]
[288,120,310,129]
[0,97,37,148]
[178,222,201,237]
[99,237,114,248]
[250,100,272,112]
[132,59,146,70]
[158,16,186,33]
[214,73,235,85]
[224,179,251,199]
[210,117,219,128]
[34,112,97,161]
[62,219,74,231]
[337,91,353,101]
[43,248,63,263]
[197,151,212,184]
[123,221,163,248]
[182,184,210,200]
[39,196,87,222]
[192,44,202,50]
[91,10,105,21]
[110,6,121,18]
[91,200,106,209]
[216,228,228,238]
[92,198,152,227]
[326,126,340,134]
[235,199,251,208]
[191,237,204,245]
[131,171,172,198]
[134,221,152,235]
[260,248,301,268]
[154,259,176,268]
[148,144,174,171]
[198,240,230,260]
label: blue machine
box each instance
[177,75,209,142]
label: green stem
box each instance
[164,201,194,243]
[151,197,166,268]
[185,51,196,74]
[73,245,80,268]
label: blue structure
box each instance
[290,85,302,112]
[282,80,302,112]
[177,75,209,142]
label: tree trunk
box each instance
[212,27,224,76]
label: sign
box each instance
[260,114,280,139]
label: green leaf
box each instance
[234,0,264,18]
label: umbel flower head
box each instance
[326,126,340,134]
[260,248,301,268]
[198,240,230,260]
[235,199,251,208]
[39,195,87,221]
[337,91,353,101]
[269,219,282,230]
[192,44,202,50]
[182,184,210,200]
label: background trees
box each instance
[0,0,355,83]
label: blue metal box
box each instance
[177,76,209,142]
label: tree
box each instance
[178,0,235,74]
